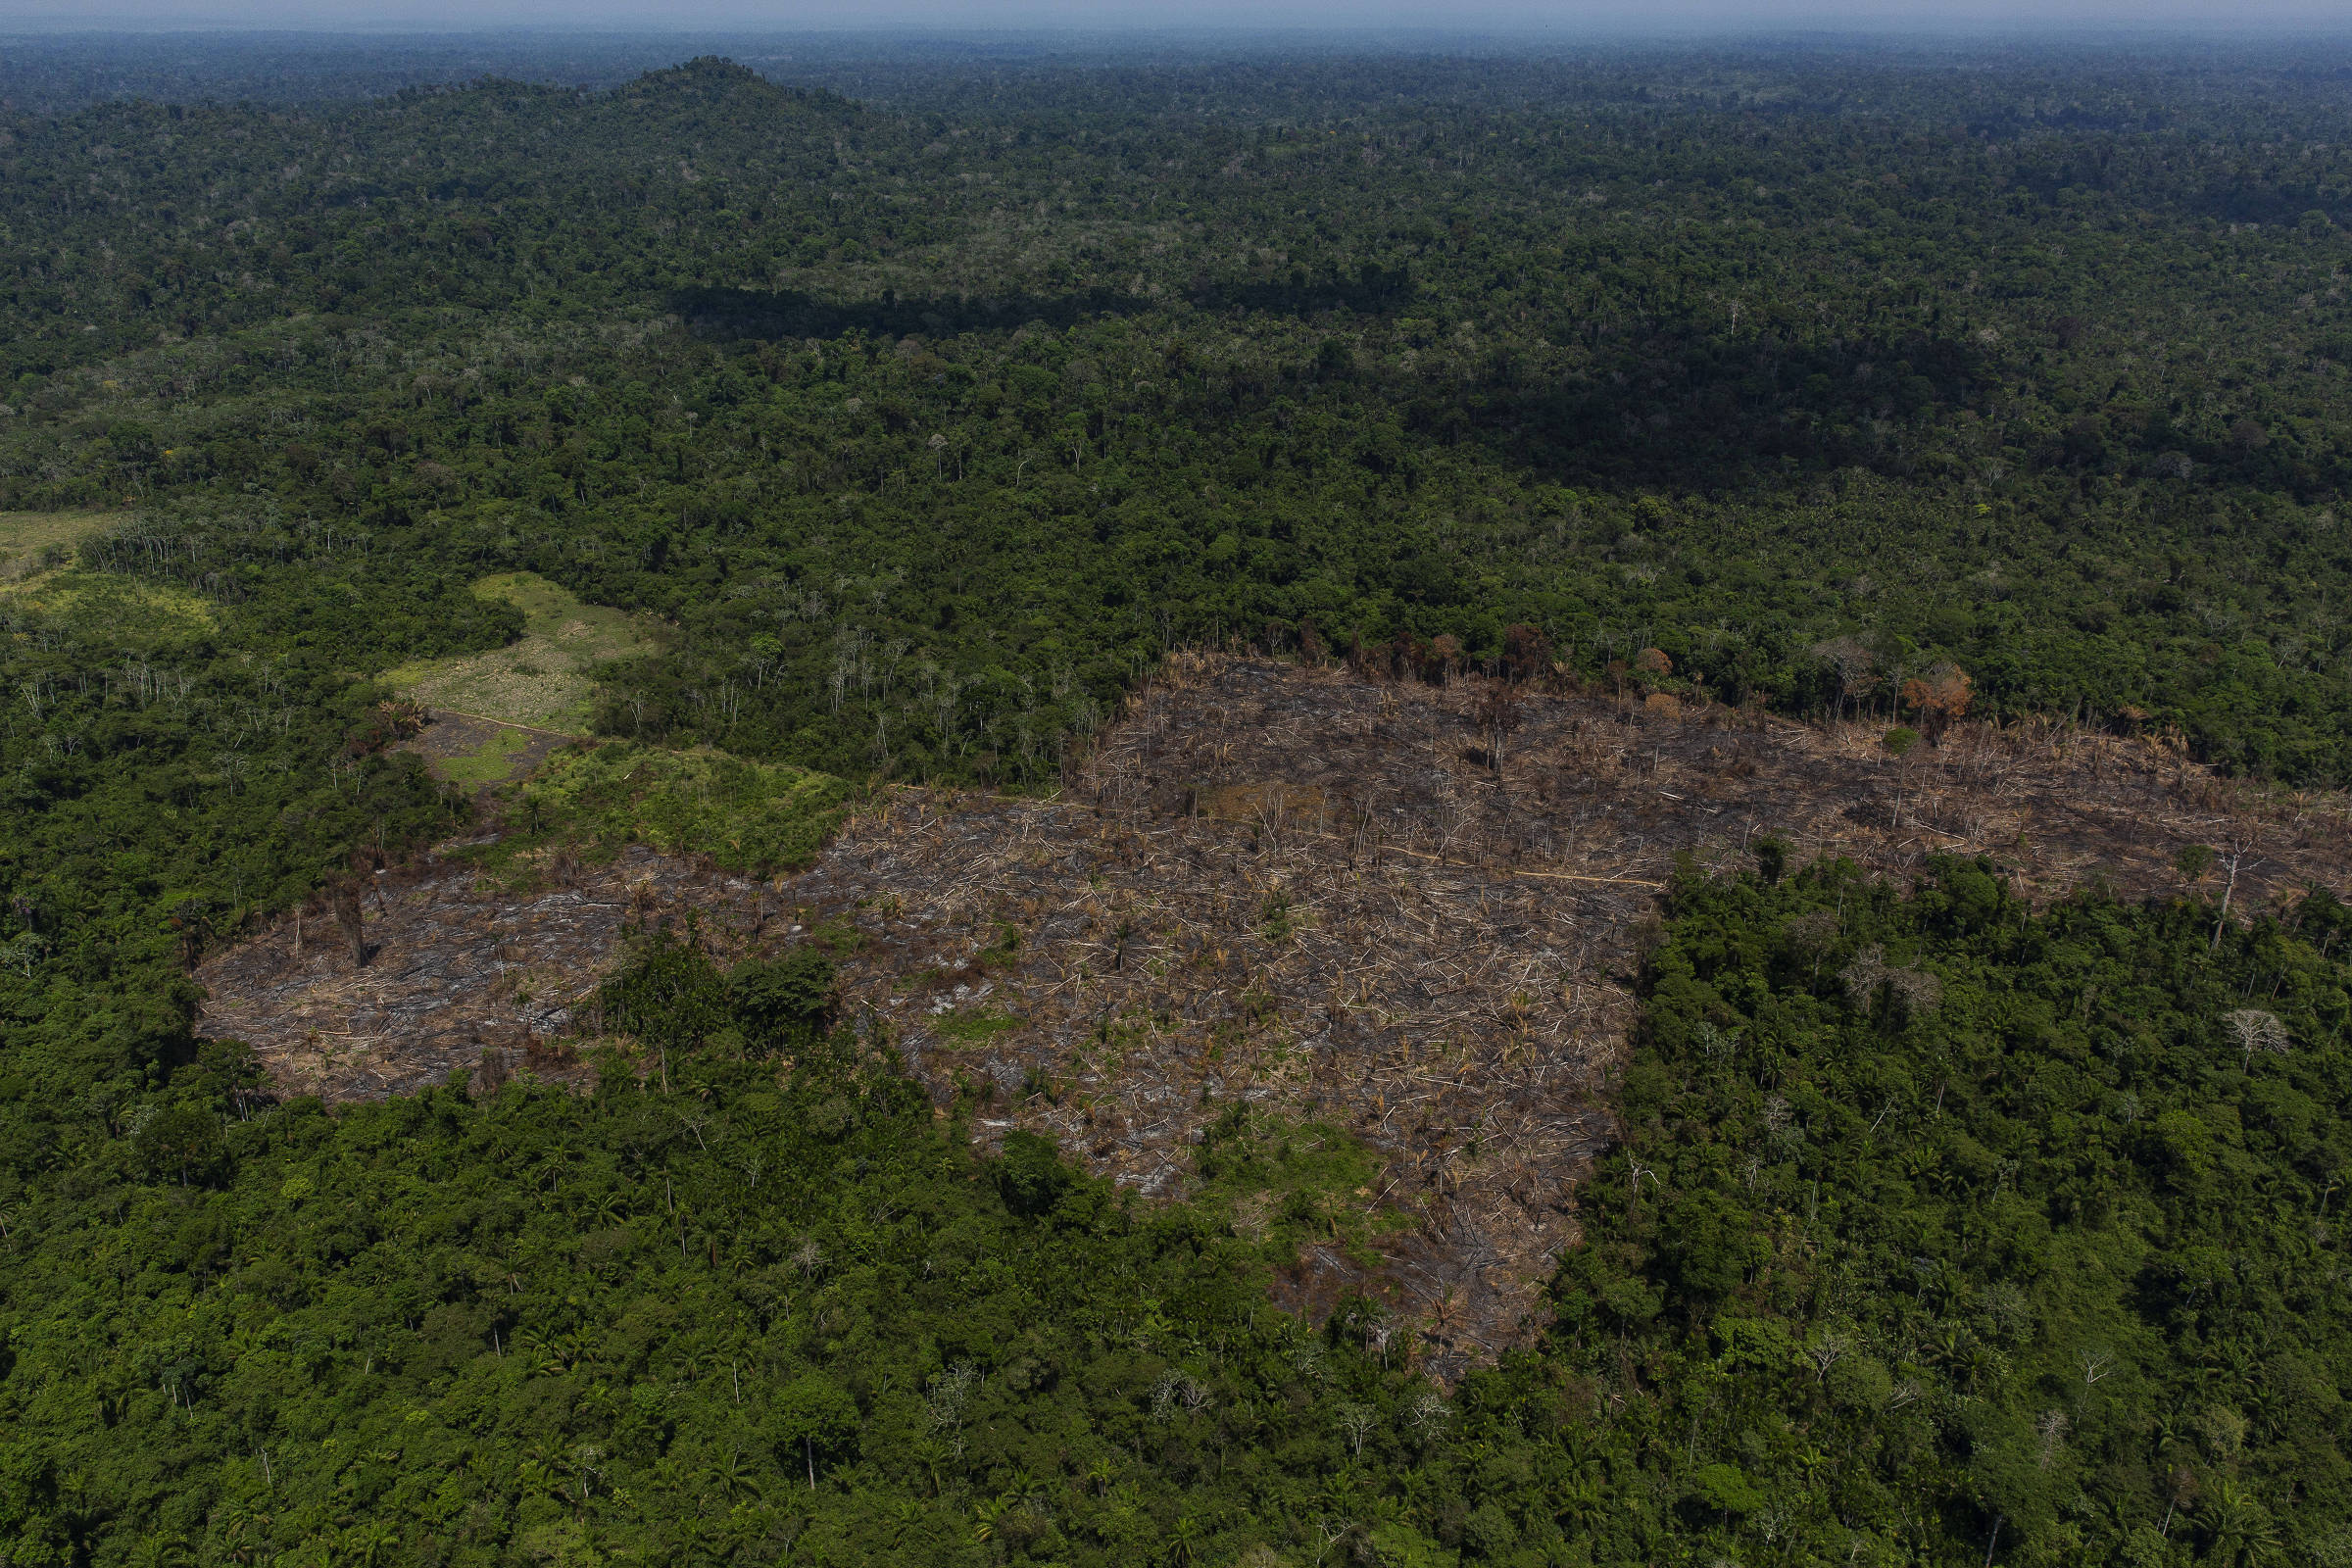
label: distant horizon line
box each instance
[7,20,2352,43]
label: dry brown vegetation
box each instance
[196,653,2352,1379]
[195,845,784,1102]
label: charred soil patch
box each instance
[776,658,2351,1374]
[397,711,570,794]
[194,843,790,1102]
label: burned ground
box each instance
[396,710,572,794]
[196,655,2352,1381]
[193,845,789,1102]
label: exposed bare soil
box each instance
[397,710,572,794]
[195,655,2352,1381]
[194,845,785,1102]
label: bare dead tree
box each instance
[2226,1008,2290,1072]
[328,878,367,967]
[2212,832,2267,951]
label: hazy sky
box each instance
[7,1,2350,33]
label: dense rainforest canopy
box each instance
[1,34,2350,1568]
[3,41,2352,781]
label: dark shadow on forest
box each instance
[667,283,2337,494]
[1414,323,2336,495]
[673,284,1147,341]
[670,266,1413,342]
[1389,323,2001,489]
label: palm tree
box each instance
[2202,1482,2281,1567]
[1164,1514,1207,1565]
[648,1454,695,1503]
[1554,1478,1606,1535]
[127,1534,195,1568]
[212,1498,273,1566]
[516,1327,582,1375]
[707,1447,763,1503]
[686,1212,729,1270]
[881,1499,926,1548]
[343,1519,398,1568]
[514,1456,564,1501]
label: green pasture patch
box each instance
[484,738,851,878]
[0,512,206,642]
[932,1007,1022,1044]
[436,725,538,786]
[475,569,649,653]
[1191,1105,1397,1262]
[0,511,123,579]
[808,916,866,956]
[382,570,660,733]
[0,566,215,642]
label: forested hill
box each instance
[1,58,873,335]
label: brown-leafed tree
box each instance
[1500,622,1553,683]
[1296,617,1327,666]
[1900,661,1972,742]
[375,698,428,739]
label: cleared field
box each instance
[398,712,565,793]
[196,653,2352,1378]
[382,570,659,734]
[0,511,124,580]
[0,512,215,639]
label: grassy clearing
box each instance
[382,570,659,733]
[472,739,852,879]
[0,513,211,640]
[396,713,564,793]
[1191,1104,1401,1264]
[0,565,216,641]
[436,726,539,786]
[0,511,123,580]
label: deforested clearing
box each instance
[195,652,2351,1375]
